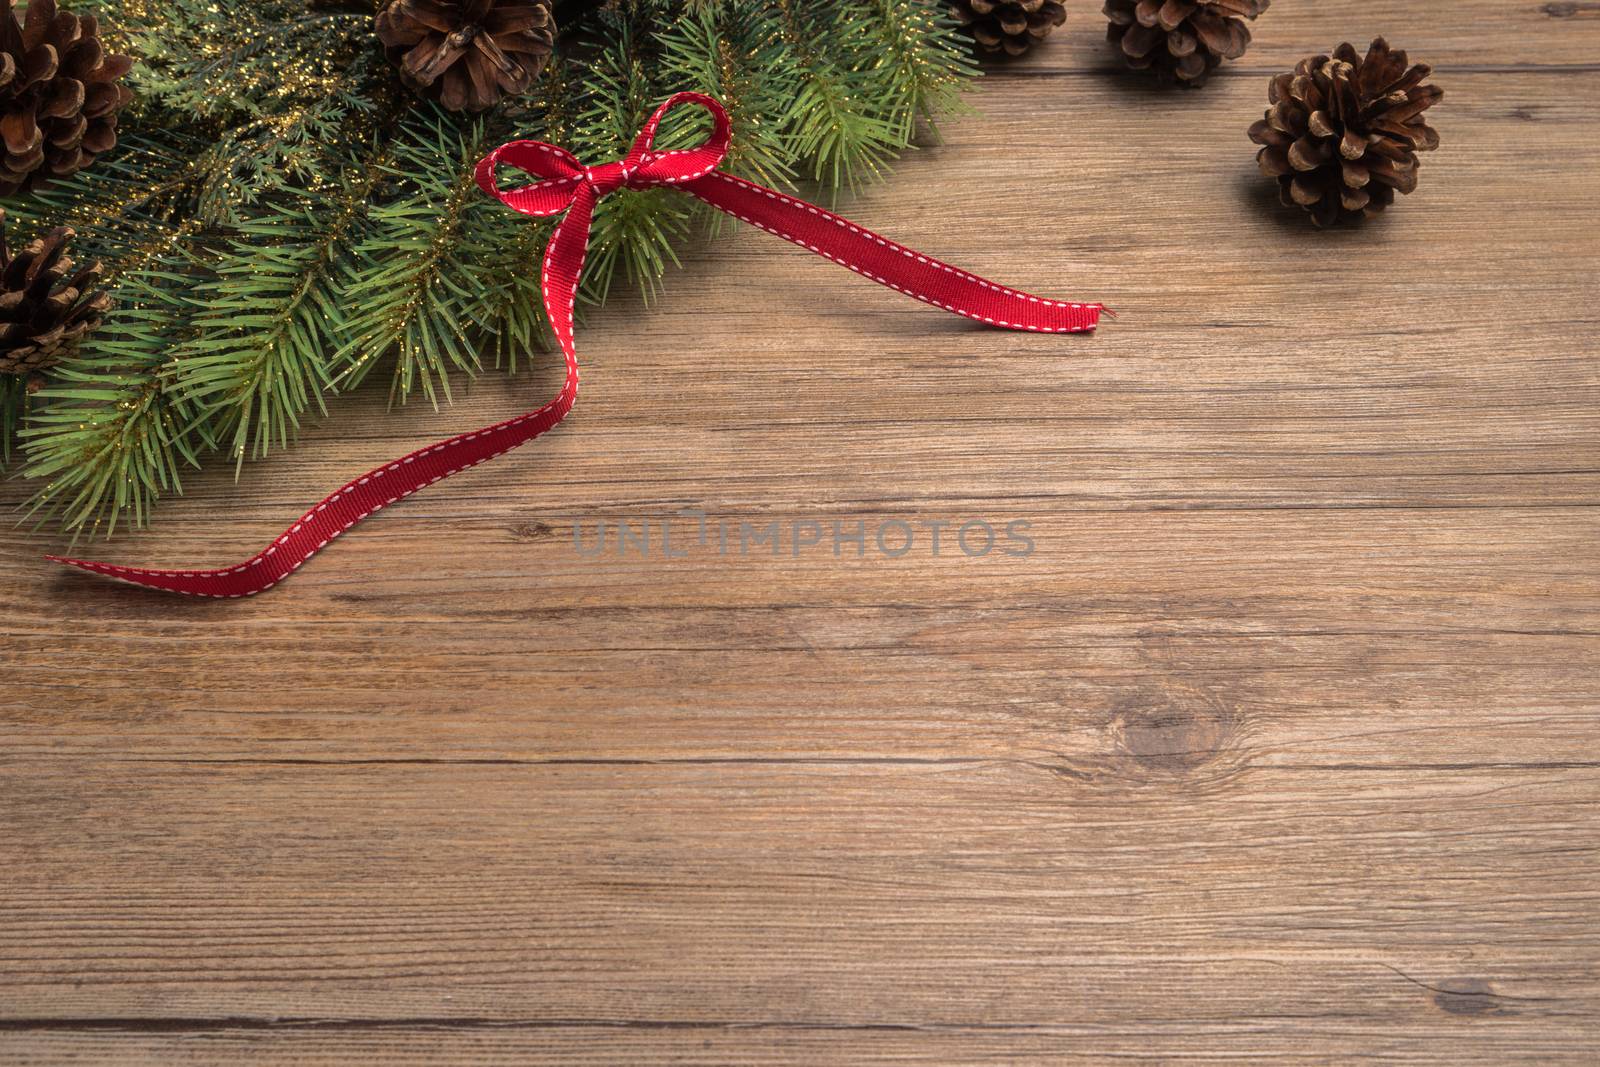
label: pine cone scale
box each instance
[1150,1,1197,31]
[22,46,58,89]
[474,31,525,79]
[1167,31,1197,58]
[40,78,81,118]
[402,36,466,83]
[483,7,554,35]
[1201,15,1250,60]
[1120,22,1160,58]
[403,1,459,34]
[1,114,34,153]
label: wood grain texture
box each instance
[2,2,1598,1062]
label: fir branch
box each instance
[461,58,582,369]
[331,107,496,408]
[777,0,902,194]
[2,128,211,266]
[169,148,392,469]
[19,266,216,535]
[117,1,375,123]
[189,88,381,227]
[855,0,977,143]
[7,0,981,533]
[459,213,555,372]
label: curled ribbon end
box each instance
[44,552,276,598]
[46,554,137,585]
[44,553,147,591]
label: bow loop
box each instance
[475,139,584,217]
[623,92,732,187]
[476,92,733,217]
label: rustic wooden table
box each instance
[3,2,1597,1062]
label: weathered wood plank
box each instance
[4,506,1598,768]
[2,761,1597,1061]
[2,2,1598,1063]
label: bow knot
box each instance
[582,161,631,197]
[477,91,733,216]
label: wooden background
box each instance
[3,1,1598,1062]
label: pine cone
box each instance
[1249,39,1443,227]
[376,0,556,112]
[0,0,134,197]
[950,1,1067,57]
[0,211,109,378]
[1104,0,1269,85]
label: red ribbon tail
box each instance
[682,171,1102,334]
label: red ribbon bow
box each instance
[49,93,1103,597]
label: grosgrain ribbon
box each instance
[48,93,1103,597]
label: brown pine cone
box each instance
[0,211,109,378]
[950,1,1067,57]
[376,0,556,112]
[1104,0,1269,85]
[0,0,134,196]
[1249,38,1443,227]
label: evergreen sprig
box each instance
[332,107,498,407]
[3,0,977,535]
[19,265,216,536]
